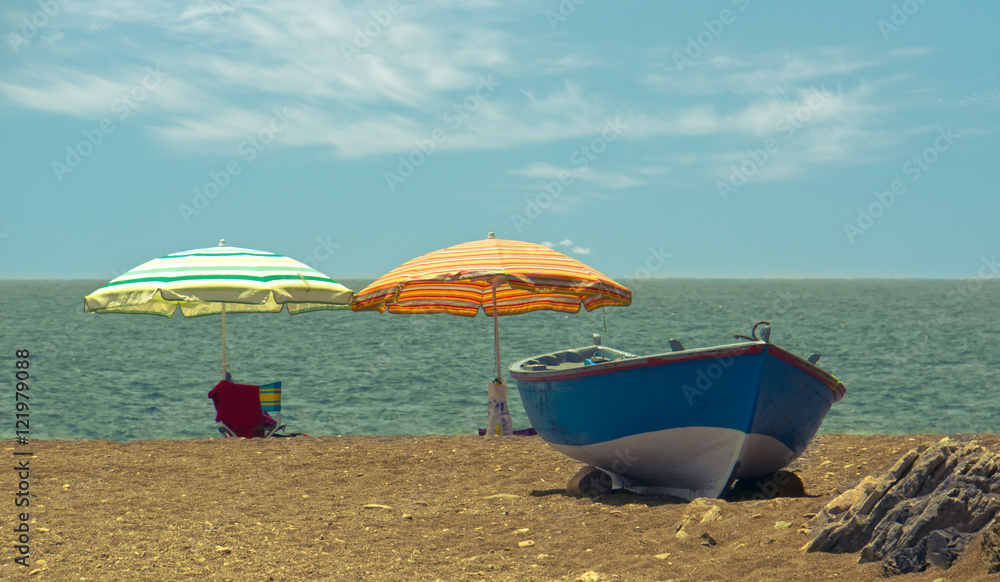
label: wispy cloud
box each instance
[508,162,643,189]
[643,47,886,96]
[0,2,939,175]
[540,239,591,255]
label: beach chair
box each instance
[208,380,284,438]
[257,382,285,437]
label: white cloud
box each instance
[539,239,590,255]
[508,162,643,189]
[0,3,928,172]
[643,47,883,96]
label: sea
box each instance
[2,279,999,442]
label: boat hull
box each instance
[510,342,844,499]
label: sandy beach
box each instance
[4,433,999,581]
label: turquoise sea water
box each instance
[2,279,999,441]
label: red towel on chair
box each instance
[209,380,271,438]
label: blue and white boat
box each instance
[508,324,845,500]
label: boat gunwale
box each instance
[509,341,845,402]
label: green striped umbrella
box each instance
[84,240,353,379]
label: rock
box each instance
[676,498,724,536]
[729,470,806,499]
[812,476,878,527]
[700,532,717,546]
[775,521,793,529]
[483,494,519,500]
[653,552,671,559]
[699,505,723,524]
[577,572,604,582]
[363,504,393,510]
[675,530,689,540]
[566,466,613,498]
[518,540,535,548]
[981,518,1000,573]
[805,438,1000,575]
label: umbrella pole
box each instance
[487,282,512,437]
[221,303,230,381]
[492,285,501,382]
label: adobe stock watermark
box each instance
[545,0,586,30]
[718,86,830,201]
[384,75,501,192]
[623,245,673,287]
[673,0,751,72]
[299,235,340,272]
[509,116,627,232]
[51,65,168,183]
[842,125,959,244]
[901,255,1000,362]
[682,354,736,405]
[340,1,405,62]
[6,0,69,55]
[179,107,296,224]
[878,0,932,41]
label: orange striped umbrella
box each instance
[352,233,632,384]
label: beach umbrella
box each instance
[351,232,631,434]
[84,240,353,380]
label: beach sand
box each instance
[4,433,999,581]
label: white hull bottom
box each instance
[736,433,797,479]
[548,427,796,500]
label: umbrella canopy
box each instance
[352,234,632,317]
[352,233,632,385]
[85,240,353,378]
[85,241,352,316]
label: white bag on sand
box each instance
[486,380,513,437]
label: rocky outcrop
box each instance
[804,438,1000,575]
[981,518,1000,573]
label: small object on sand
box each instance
[518,540,535,548]
[775,521,793,529]
[700,532,717,546]
[566,465,612,497]
[363,504,393,510]
[728,470,806,500]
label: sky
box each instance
[1,0,997,280]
